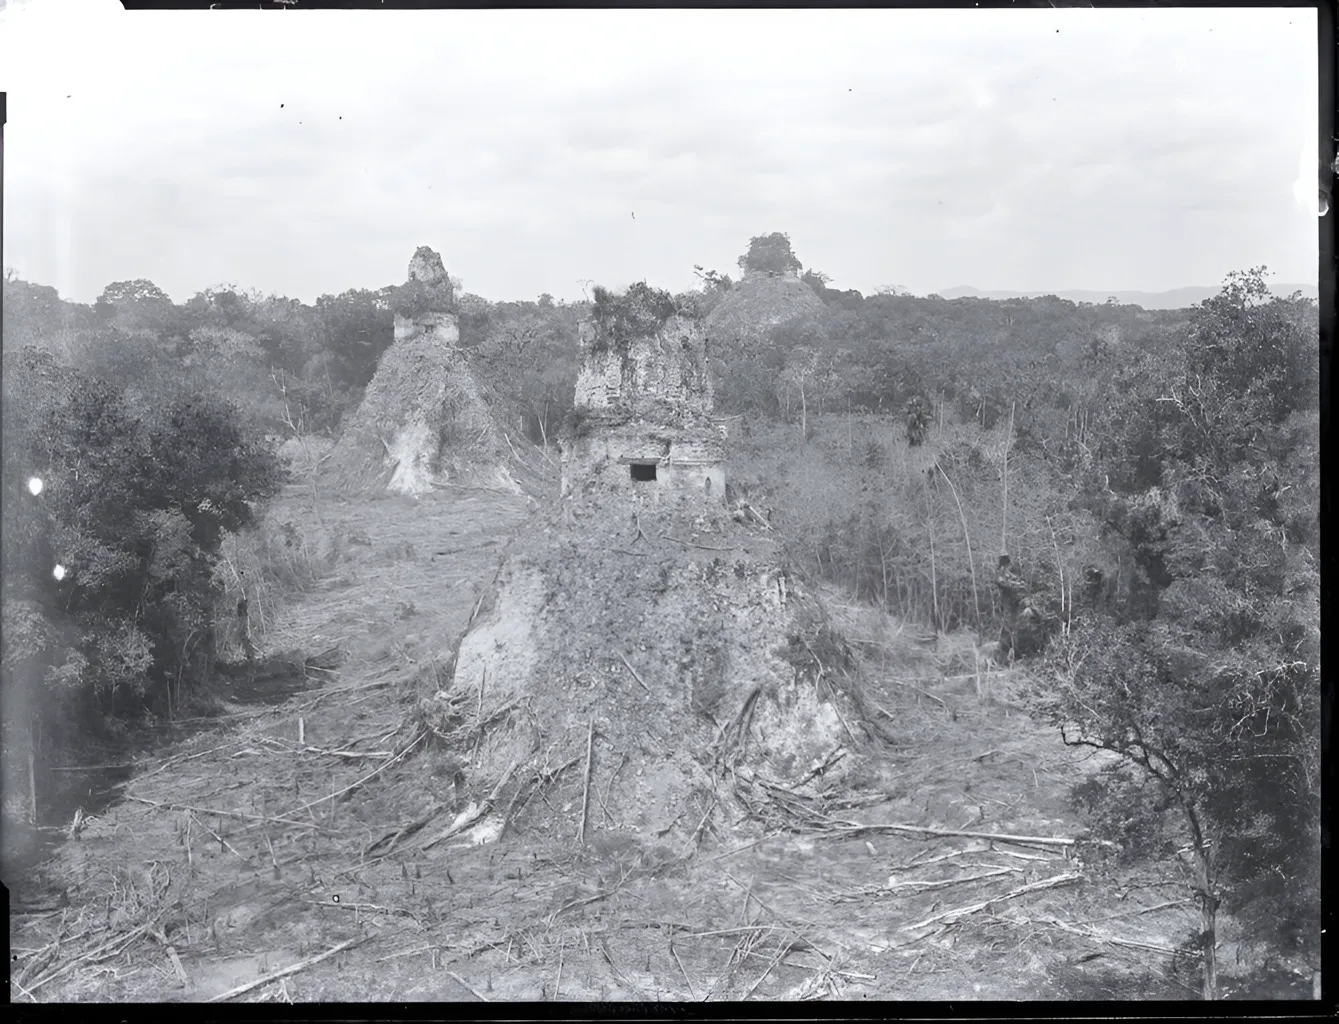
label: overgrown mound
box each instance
[704,269,825,352]
[402,499,887,853]
[323,246,529,497]
[323,320,521,496]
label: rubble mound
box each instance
[407,283,883,853]
[704,268,825,352]
[413,504,878,849]
[324,246,522,497]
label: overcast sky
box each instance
[0,2,1318,306]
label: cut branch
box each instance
[901,871,1081,931]
[822,819,1106,850]
[617,653,653,695]
[578,719,596,845]
[207,937,365,1002]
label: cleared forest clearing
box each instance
[8,480,1297,1003]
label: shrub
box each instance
[2,351,283,737]
[588,282,682,355]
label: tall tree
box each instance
[1034,269,1320,999]
[314,287,396,392]
[738,232,803,276]
[778,345,819,439]
[93,278,180,338]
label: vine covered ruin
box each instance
[326,246,521,496]
[561,283,726,507]
[415,283,879,848]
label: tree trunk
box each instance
[1200,892,1220,1000]
[199,621,216,698]
[800,386,807,442]
[935,463,982,638]
[880,544,890,609]
[1000,401,1014,557]
[27,722,39,825]
[238,597,256,668]
[927,520,940,634]
[1188,826,1221,1001]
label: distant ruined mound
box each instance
[705,267,825,352]
[409,283,882,852]
[325,247,521,496]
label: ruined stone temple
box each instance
[416,284,878,851]
[326,246,520,496]
[560,305,726,506]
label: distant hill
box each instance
[934,284,1318,310]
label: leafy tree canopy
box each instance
[589,281,684,354]
[693,264,734,292]
[1031,267,1320,996]
[2,348,283,730]
[738,232,803,276]
[96,278,173,308]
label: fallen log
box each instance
[822,819,1111,850]
[901,871,1082,931]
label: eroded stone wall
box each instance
[575,318,714,421]
[563,315,725,506]
[393,312,460,347]
[406,245,456,309]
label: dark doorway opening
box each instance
[630,462,658,482]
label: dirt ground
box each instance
[6,483,1318,1004]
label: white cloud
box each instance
[0,5,1318,303]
